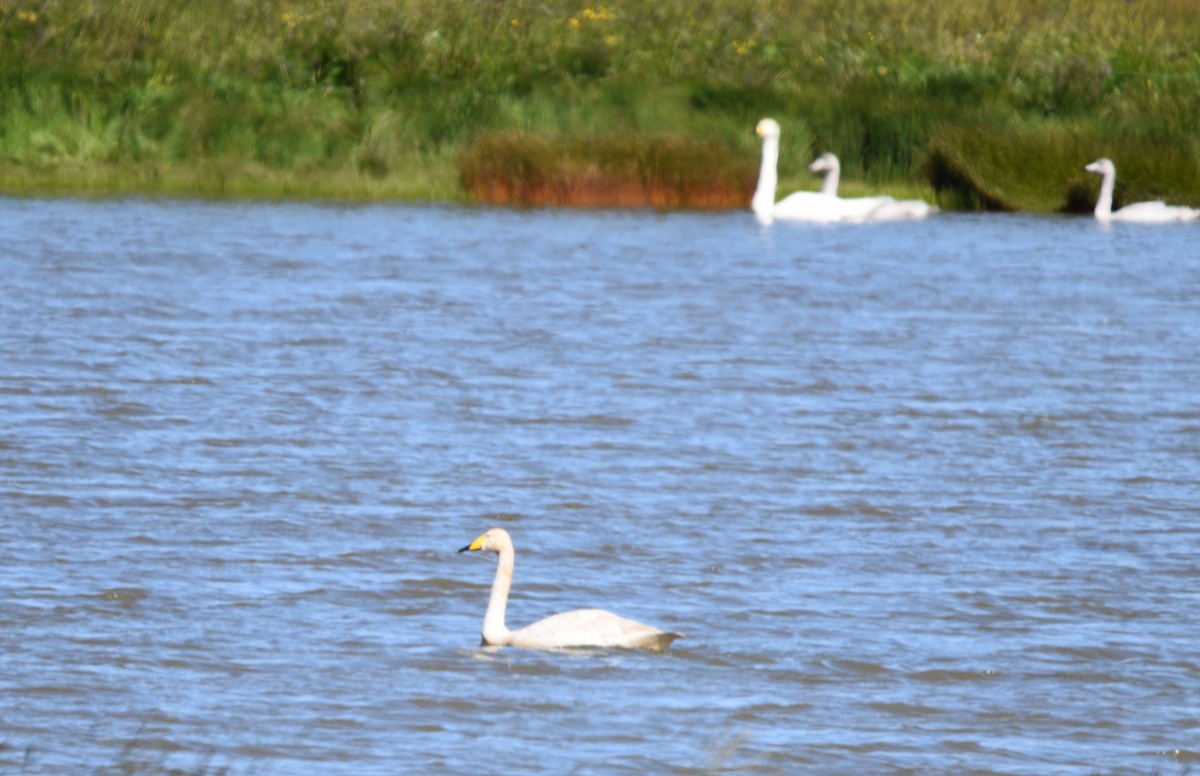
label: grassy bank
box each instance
[2,0,1199,209]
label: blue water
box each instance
[2,197,1198,774]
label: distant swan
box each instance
[808,151,867,197]
[753,118,847,224]
[753,119,933,224]
[808,152,937,221]
[459,527,682,651]
[1084,158,1200,223]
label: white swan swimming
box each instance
[459,527,682,651]
[752,118,845,224]
[753,119,933,224]
[809,151,874,199]
[1084,158,1200,223]
[808,152,937,221]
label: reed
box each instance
[2,0,1198,209]
[460,130,754,208]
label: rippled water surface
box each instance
[2,197,1199,774]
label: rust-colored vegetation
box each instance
[460,131,756,209]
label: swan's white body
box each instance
[1085,158,1200,223]
[459,528,681,652]
[808,151,937,222]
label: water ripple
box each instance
[0,200,1197,773]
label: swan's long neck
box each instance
[1094,167,1115,220]
[752,136,779,222]
[482,547,514,646]
[819,160,840,196]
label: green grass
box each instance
[2,0,1199,209]
[924,123,1200,212]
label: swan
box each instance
[753,118,843,224]
[458,527,682,652]
[808,152,937,221]
[1084,158,1200,223]
[808,151,853,196]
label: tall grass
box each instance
[460,130,754,208]
[2,0,1198,208]
[924,123,1200,212]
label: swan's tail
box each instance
[866,199,937,221]
[632,631,684,652]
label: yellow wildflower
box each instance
[732,38,755,55]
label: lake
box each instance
[2,197,1198,774]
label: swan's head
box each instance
[809,152,839,173]
[756,118,781,139]
[459,527,513,555]
[1085,158,1115,176]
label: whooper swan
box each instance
[459,527,682,652]
[752,118,869,224]
[809,152,937,221]
[1084,158,1200,223]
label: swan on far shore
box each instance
[1084,158,1200,223]
[753,119,934,224]
[753,119,852,224]
[808,152,937,221]
[458,527,682,652]
[808,152,849,196]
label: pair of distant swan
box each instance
[752,118,937,225]
[460,527,682,652]
[1083,158,1200,223]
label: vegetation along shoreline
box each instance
[3,0,1198,212]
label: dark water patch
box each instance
[908,668,1000,683]
[865,701,946,717]
[95,588,151,605]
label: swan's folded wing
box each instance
[866,198,938,221]
[1111,201,1200,223]
[509,608,682,651]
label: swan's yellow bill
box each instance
[459,533,487,553]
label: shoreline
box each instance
[4,1,1197,212]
